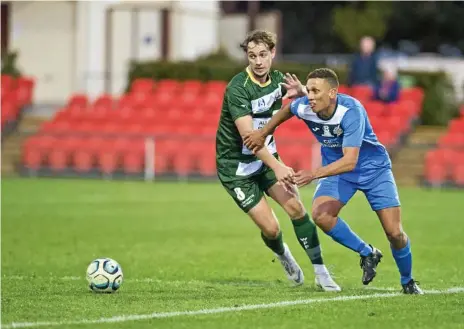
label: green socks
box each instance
[261,231,285,255]
[292,214,323,265]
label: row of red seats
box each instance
[129,78,424,106]
[40,109,405,146]
[56,97,419,123]
[65,80,423,115]
[424,149,464,186]
[22,135,314,176]
[1,74,35,128]
[435,117,464,149]
[68,80,227,111]
[38,119,402,149]
[1,74,34,107]
[423,104,464,185]
[21,78,423,177]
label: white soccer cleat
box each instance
[315,273,342,292]
[275,243,304,286]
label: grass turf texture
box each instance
[2,178,464,328]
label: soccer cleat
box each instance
[275,243,304,286]
[360,245,383,285]
[315,273,342,292]
[402,279,424,295]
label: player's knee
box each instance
[262,224,280,239]
[386,229,406,245]
[311,206,337,230]
[284,198,306,219]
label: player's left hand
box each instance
[244,130,266,152]
[294,169,314,187]
[282,73,306,100]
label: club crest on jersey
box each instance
[334,125,343,137]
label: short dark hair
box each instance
[240,30,277,52]
[306,68,339,88]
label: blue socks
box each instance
[391,238,412,285]
[326,218,373,257]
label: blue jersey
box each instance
[290,93,391,183]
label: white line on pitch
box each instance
[2,275,275,287]
[3,287,464,329]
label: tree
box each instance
[332,2,393,51]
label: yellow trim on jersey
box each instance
[246,67,272,87]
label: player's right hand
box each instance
[274,164,296,189]
[244,130,266,153]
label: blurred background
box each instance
[1,0,464,188]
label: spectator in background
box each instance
[348,36,379,88]
[373,67,400,103]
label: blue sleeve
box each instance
[290,97,305,118]
[341,106,365,148]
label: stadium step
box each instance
[392,126,448,186]
[1,115,49,176]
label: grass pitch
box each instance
[2,178,464,328]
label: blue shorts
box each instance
[313,168,401,211]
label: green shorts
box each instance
[219,165,278,213]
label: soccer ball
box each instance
[86,258,123,293]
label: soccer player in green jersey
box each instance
[215,30,340,291]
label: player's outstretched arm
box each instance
[295,105,365,187]
[235,115,295,187]
[243,103,293,152]
[294,147,360,187]
[314,147,359,178]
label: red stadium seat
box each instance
[1,75,15,92]
[16,76,35,105]
[197,141,216,176]
[116,94,136,111]
[48,149,68,171]
[424,159,447,186]
[452,164,464,186]
[68,94,88,109]
[351,85,373,102]
[122,151,144,174]
[376,130,396,147]
[93,94,114,111]
[448,118,464,135]
[98,151,119,174]
[337,85,350,95]
[73,149,94,172]
[364,101,385,117]
[204,81,227,94]
[22,145,43,170]
[131,78,155,93]
[437,133,464,149]
[400,87,424,105]
[182,80,203,94]
[155,79,180,93]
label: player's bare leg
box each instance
[267,183,340,291]
[312,196,382,285]
[376,206,423,294]
[247,196,304,286]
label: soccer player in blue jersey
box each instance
[243,68,423,294]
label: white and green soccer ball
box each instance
[86,258,123,293]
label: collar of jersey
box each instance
[316,95,339,121]
[246,67,272,87]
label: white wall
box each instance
[170,1,220,61]
[9,1,75,103]
[9,0,220,103]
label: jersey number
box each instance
[234,187,245,201]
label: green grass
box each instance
[2,177,464,329]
